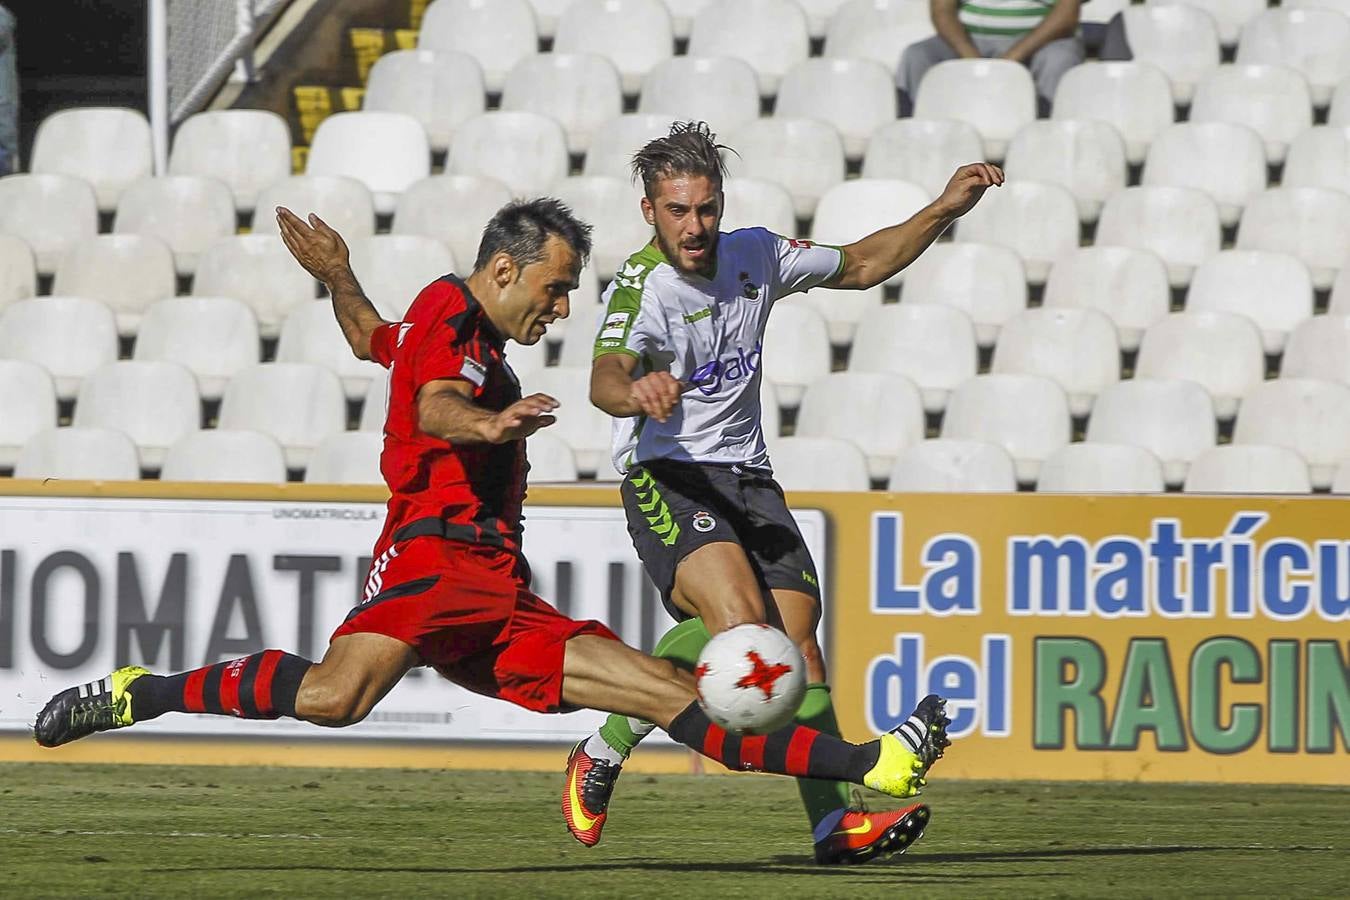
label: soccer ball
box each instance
[694,624,806,735]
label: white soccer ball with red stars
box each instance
[694,623,807,735]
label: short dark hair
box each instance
[631,121,733,200]
[473,198,593,272]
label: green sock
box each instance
[795,683,853,831]
[597,617,712,757]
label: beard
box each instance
[655,227,718,277]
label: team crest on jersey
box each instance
[738,271,761,301]
[460,356,487,387]
[692,510,717,533]
[788,239,814,249]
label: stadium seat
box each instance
[1036,443,1166,493]
[52,235,176,336]
[797,0,851,38]
[1042,247,1170,352]
[133,296,260,401]
[1282,315,1350,386]
[1233,378,1350,488]
[168,110,292,213]
[447,112,569,199]
[952,180,1079,285]
[304,432,385,485]
[526,0,571,39]
[417,0,537,94]
[1237,8,1350,107]
[72,361,201,469]
[850,304,978,414]
[218,363,348,470]
[762,301,831,409]
[359,372,389,432]
[276,301,388,400]
[720,178,797,237]
[346,234,455,319]
[914,59,1036,160]
[791,281,883,347]
[0,174,98,275]
[392,175,512,271]
[306,112,431,216]
[112,175,237,276]
[526,430,579,483]
[0,297,117,400]
[1147,0,1266,47]
[363,50,486,154]
[1095,186,1222,288]
[554,0,675,96]
[1003,120,1127,223]
[537,261,601,347]
[688,0,810,95]
[160,430,289,483]
[519,367,611,475]
[583,114,673,180]
[1236,188,1350,290]
[1188,65,1312,165]
[1183,445,1312,494]
[941,374,1071,483]
[14,427,141,481]
[29,107,153,211]
[725,118,846,219]
[796,372,926,481]
[193,235,318,340]
[900,242,1027,347]
[767,436,871,491]
[824,0,934,70]
[775,58,897,161]
[1186,251,1313,355]
[1141,123,1267,227]
[552,176,650,278]
[887,439,1017,493]
[0,360,57,468]
[1121,5,1221,103]
[503,54,623,155]
[250,175,376,241]
[811,180,931,285]
[638,56,761,137]
[760,379,783,442]
[0,235,35,310]
[1334,78,1350,126]
[1086,378,1217,486]
[1051,62,1174,166]
[862,119,985,203]
[1283,126,1350,195]
[991,308,1120,417]
[1136,311,1265,420]
[655,0,715,39]
[1334,461,1350,494]
[516,327,558,373]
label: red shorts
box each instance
[330,536,618,713]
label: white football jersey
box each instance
[593,228,843,473]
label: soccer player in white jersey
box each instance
[560,122,1003,864]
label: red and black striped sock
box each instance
[127,651,312,721]
[665,702,880,783]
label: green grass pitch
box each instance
[1,763,1345,898]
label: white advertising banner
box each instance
[0,496,827,743]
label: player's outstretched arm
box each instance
[590,353,681,423]
[276,207,388,360]
[418,379,559,444]
[826,163,1004,290]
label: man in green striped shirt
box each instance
[899,0,1084,115]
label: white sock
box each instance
[584,730,627,766]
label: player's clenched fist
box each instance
[489,392,560,443]
[935,163,1004,219]
[630,371,682,423]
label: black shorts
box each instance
[619,459,821,621]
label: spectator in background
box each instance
[898,0,1084,116]
[0,3,16,174]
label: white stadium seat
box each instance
[791,280,883,347]
[555,0,674,96]
[503,53,624,155]
[900,242,1027,347]
[688,0,809,95]
[776,58,897,161]
[1003,120,1127,223]
[850,304,978,414]
[551,176,650,278]
[1043,247,1171,352]
[720,178,797,237]
[862,119,985,203]
[584,114,673,180]
[825,0,934,69]
[0,297,118,400]
[1122,5,1221,103]
[1086,378,1217,486]
[1283,126,1350,195]
[30,107,153,211]
[307,112,431,216]
[1147,0,1264,47]
[952,180,1079,285]
[1183,445,1312,494]
[1051,62,1175,166]
[914,59,1036,160]
[725,118,846,219]
[72,361,201,469]
[657,0,715,39]
[0,360,57,468]
[14,427,141,481]
[1237,8,1350,107]
[638,56,761,136]
[251,175,376,241]
[941,374,1071,483]
[992,308,1120,417]
[760,379,783,442]
[1095,186,1222,288]
[194,235,318,340]
[1186,251,1313,355]
[363,50,486,154]
[1080,0,1129,24]
[767,436,871,491]
[519,367,612,476]
[1142,123,1267,227]
[797,0,851,39]
[113,175,237,276]
[0,235,35,310]
[526,430,579,483]
[1236,188,1350,291]
[447,112,569,198]
[1335,461,1350,494]
[0,174,98,275]
[888,439,1017,493]
[168,110,292,212]
[796,372,926,481]
[1334,78,1350,126]
[133,296,261,401]
[359,373,390,432]
[277,301,388,400]
[1136,312,1265,420]
[812,180,931,285]
[160,430,288,484]
[218,363,349,469]
[556,306,604,369]
[527,0,571,39]
[1282,315,1350,386]
[762,301,831,409]
[304,432,385,485]
[537,261,601,347]
[1234,378,1350,489]
[392,175,512,271]
[417,0,537,94]
[347,234,455,319]
[1188,65,1312,165]
[53,235,176,336]
[1036,443,1166,493]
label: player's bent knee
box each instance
[294,679,369,727]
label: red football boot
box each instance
[813,803,931,865]
[562,739,621,847]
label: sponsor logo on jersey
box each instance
[461,356,487,387]
[599,311,630,341]
[683,306,712,324]
[688,342,762,396]
[788,239,814,249]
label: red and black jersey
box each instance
[367,275,527,559]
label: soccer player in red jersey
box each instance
[34,200,947,844]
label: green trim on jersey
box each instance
[594,242,664,359]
